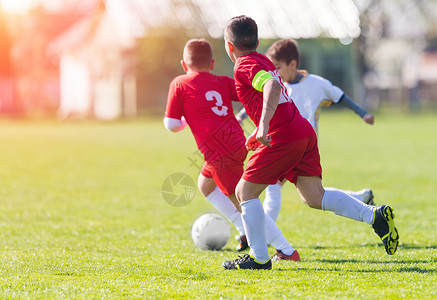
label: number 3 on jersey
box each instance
[205,91,228,116]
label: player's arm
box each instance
[225,76,248,124]
[257,78,281,147]
[245,128,260,151]
[235,107,249,124]
[335,94,375,125]
[165,79,188,132]
[163,116,188,132]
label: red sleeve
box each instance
[235,59,262,89]
[223,76,239,102]
[165,79,184,119]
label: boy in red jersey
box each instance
[164,39,300,260]
[236,38,375,224]
[222,16,399,270]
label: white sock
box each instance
[321,189,374,225]
[265,213,294,255]
[206,187,245,235]
[241,198,270,263]
[325,187,364,202]
[263,184,282,221]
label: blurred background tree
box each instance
[135,27,189,114]
[354,0,437,111]
[1,0,437,118]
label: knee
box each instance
[197,176,216,197]
[235,182,244,203]
[306,200,321,209]
[301,192,323,210]
[198,185,214,197]
[235,180,262,203]
[296,177,324,210]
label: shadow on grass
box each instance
[309,242,437,251]
[306,258,435,265]
[398,243,437,250]
[223,242,437,256]
[220,243,437,274]
[273,266,436,274]
[220,248,246,253]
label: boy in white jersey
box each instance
[237,39,375,223]
[265,39,375,131]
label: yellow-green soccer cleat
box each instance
[372,205,399,255]
[222,254,272,270]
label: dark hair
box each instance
[225,15,258,51]
[183,39,213,69]
[266,39,300,67]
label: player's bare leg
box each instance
[295,176,324,209]
[197,174,217,196]
[296,175,373,216]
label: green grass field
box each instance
[0,112,436,299]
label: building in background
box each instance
[55,0,362,119]
[1,0,436,119]
[2,0,97,117]
[0,5,14,116]
[48,1,137,119]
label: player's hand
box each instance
[363,114,375,125]
[256,124,272,147]
[245,131,260,151]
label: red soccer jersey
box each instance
[165,72,245,163]
[233,52,314,144]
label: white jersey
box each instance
[286,70,344,132]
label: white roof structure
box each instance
[104,0,361,40]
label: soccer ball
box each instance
[191,213,230,250]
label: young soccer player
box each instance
[222,16,399,270]
[164,39,299,261]
[236,38,375,222]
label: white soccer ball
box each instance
[191,213,230,250]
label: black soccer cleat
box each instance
[222,254,272,270]
[372,205,399,255]
[235,235,249,252]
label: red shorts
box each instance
[201,147,247,196]
[242,134,322,185]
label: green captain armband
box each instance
[252,70,274,92]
